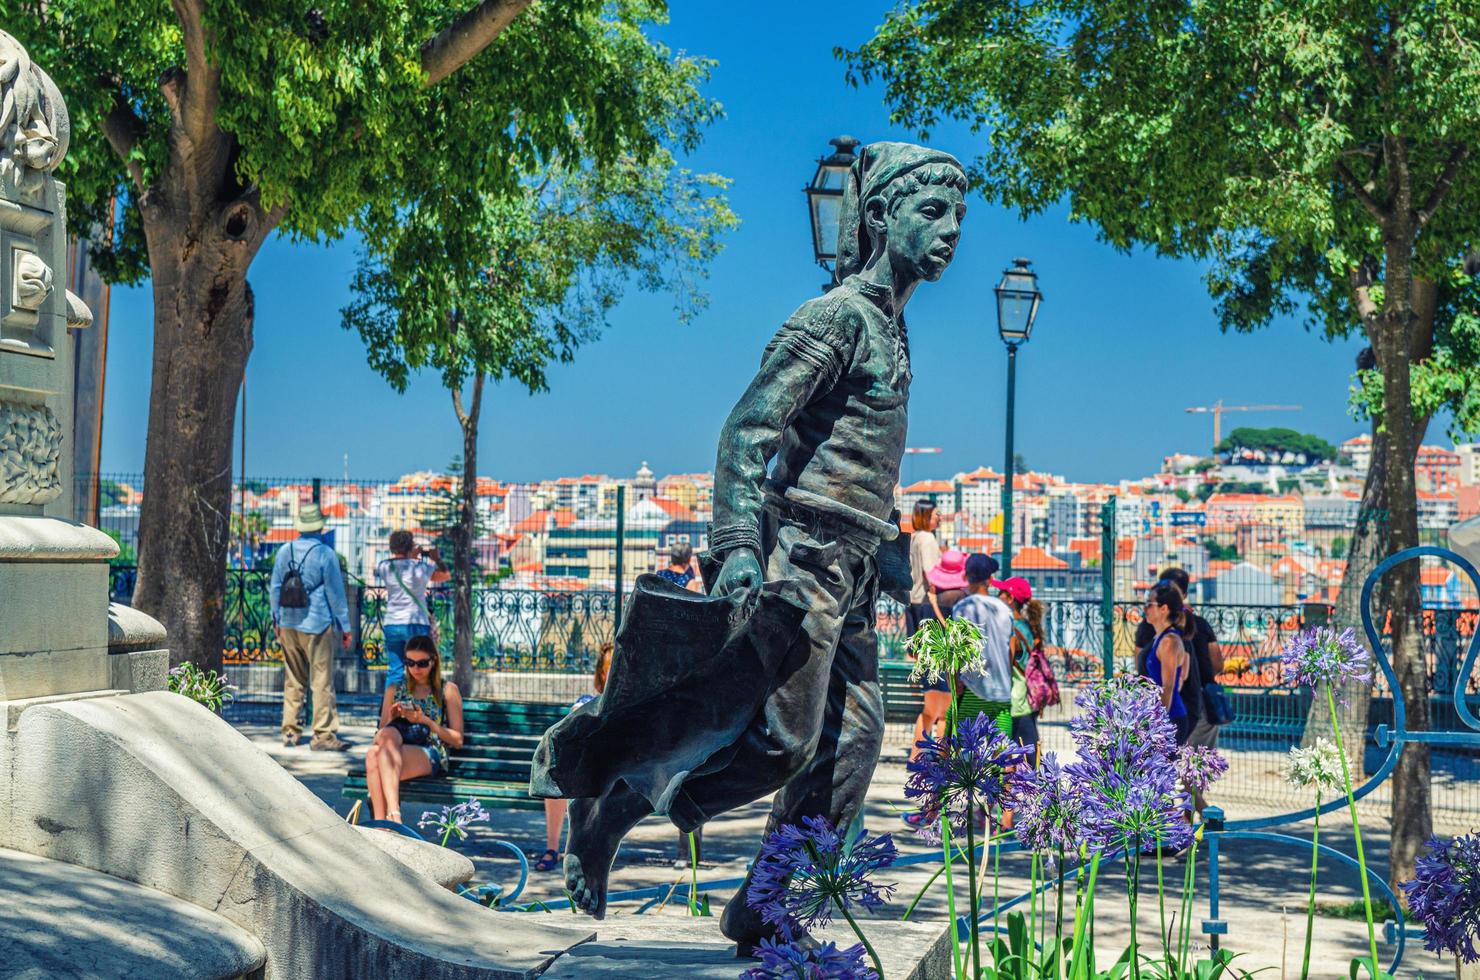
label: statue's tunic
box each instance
[709,275,908,560]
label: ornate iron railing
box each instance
[105,564,1477,695]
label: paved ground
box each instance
[246,722,1453,979]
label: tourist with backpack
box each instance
[270,503,351,751]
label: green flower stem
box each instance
[838,902,885,980]
[991,810,1003,964]
[1069,854,1100,980]
[1055,845,1067,980]
[441,826,454,848]
[688,831,700,916]
[1300,799,1321,980]
[965,810,982,980]
[943,817,966,980]
[1028,849,1040,974]
[901,842,968,921]
[1325,686,1381,978]
[1176,839,1199,974]
[1126,850,1141,980]
[1156,846,1170,974]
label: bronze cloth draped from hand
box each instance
[529,574,809,815]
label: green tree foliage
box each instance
[844,0,1480,889]
[340,98,735,688]
[1215,427,1339,463]
[10,1,718,675]
[342,151,733,398]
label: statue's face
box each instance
[883,179,966,283]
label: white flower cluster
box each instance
[906,617,985,683]
[1280,737,1343,792]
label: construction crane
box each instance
[1185,401,1302,448]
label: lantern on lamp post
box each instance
[803,136,860,287]
[994,258,1043,576]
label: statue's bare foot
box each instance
[564,784,650,919]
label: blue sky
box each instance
[99,3,1381,484]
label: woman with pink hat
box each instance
[907,548,972,760]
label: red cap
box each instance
[991,576,1032,603]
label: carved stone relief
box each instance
[12,248,49,310]
[0,30,69,202]
[0,400,62,504]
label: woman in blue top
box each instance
[1143,582,1192,744]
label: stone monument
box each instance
[0,27,597,978]
[532,141,968,953]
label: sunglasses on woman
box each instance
[405,658,433,669]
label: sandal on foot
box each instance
[533,848,560,872]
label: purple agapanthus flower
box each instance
[905,711,1030,842]
[1174,745,1230,795]
[1400,832,1480,963]
[1010,753,1086,853]
[1068,737,1194,853]
[1069,675,1178,762]
[746,816,897,939]
[1280,626,1372,693]
[739,938,879,980]
[1071,678,1189,849]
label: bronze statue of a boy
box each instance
[531,141,967,952]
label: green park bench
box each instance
[344,670,929,813]
[342,699,569,812]
[880,660,923,725]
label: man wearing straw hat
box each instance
[270,502,351,751]
[534,140,969,952]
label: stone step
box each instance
[537,913,950,979]
[3,688,126,732]
[0,846,266,979]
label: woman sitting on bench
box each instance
[366,635,465,825]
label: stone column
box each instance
[0,29,129,708]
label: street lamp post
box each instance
[804,136,861,288]
[994,258,1043,577]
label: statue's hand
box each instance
[713,549,763,596]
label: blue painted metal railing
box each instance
[1195,545,1480,975]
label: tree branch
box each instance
[421,0,534,87]
[451,384,469,427]
[1415,145,1469,227]
[469,372,485,433]
[168,0,222,145]
[1335,158,1389,224]
[101,87,147,191]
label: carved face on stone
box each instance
[866,170,967,285]
[14,251,52,311]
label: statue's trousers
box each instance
[530,504,886,840]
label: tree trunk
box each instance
[132,213,263,672]
[450,376,484,694]
[1373,205,1431,892]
